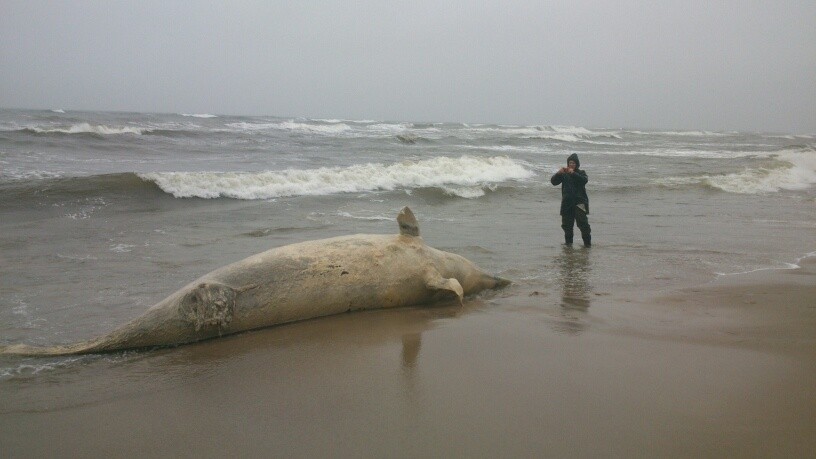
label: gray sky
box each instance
[2,1,814,133]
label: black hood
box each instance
[567,153,580,168]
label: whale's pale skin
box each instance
[1,207,509,356]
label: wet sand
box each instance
[1,259,815,457]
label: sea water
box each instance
[0,108,814,377]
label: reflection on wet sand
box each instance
[401,332,422,369]
[555,246,592,334]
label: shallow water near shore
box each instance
[1,109,815,456]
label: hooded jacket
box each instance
[550,153,589,215]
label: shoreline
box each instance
[616,254,816,357]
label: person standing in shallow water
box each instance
[551,153,591,247]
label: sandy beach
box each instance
[2,256,813,458]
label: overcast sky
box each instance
[1,1,814,132]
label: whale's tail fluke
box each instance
[0,342,99,356]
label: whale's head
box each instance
[434,249,511,295]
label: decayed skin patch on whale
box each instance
[179,283,238,333]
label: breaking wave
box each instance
[180,113,217,118]
[465,124,621,142]
[139,156,534,200]
[654,148,816,193]
[226,121,353,135]
[21,123,148,136]
[626,129,730,137]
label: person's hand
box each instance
[566,167,574,174]
[558,167,567,174]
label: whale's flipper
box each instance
[397,207,419,237]
[424,268,464,305]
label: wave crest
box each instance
[654,148,816,193]
[139,156,534,200]
[24,123,147,136]
[226,121,353,135]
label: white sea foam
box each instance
[226,120,353,135]
[277,121,353,134]
[29,123,147,135]
[12,299,29,316]
[715,262,801,276]
[440,184,496,198]
[337,211,394,221]
[50,109,65,113]
[796,251,816,264]
[715,251,815,276]
[603,149,770,159]
[458,145,539,153]
[656,148,816,193]
[0,356,94,381]
[56,253,98,262]
[1,169,64,181]
[466,124,621,141]
[224,122,279,131]
[139,156,534,200]
[367,123,413,133]
[309,118,378,124]
[180,113,217,118]
[626,129,728,137]
[110,244,136,253]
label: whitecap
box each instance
[110,244,136,253]
[337,211,394,221]
[29,123,147,135]
[1,169,64,181]
[139,156,534,200]
[654,148,816,193]
[226,120,353,135]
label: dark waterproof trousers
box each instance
[561,208,591,246]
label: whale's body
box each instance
[2,208,508,356]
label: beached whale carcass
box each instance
[1,207,509,356]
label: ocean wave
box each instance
[598,149,772,159]
[310,118,376,124]
[625,129,730,137]
[138,156,534,200]
[396,133,425,144]
[22,123,148,136]
[50,109,66,114]
[0,173,163,203]
[466,124,621,141]
[226,120,353,135]
[180,113,217,118]
[654,148,816,193]
[768,134,816,140]
[525,133,593,143]
[368,123,413,133]
[1,169,65,181]
[457,145,538,153]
